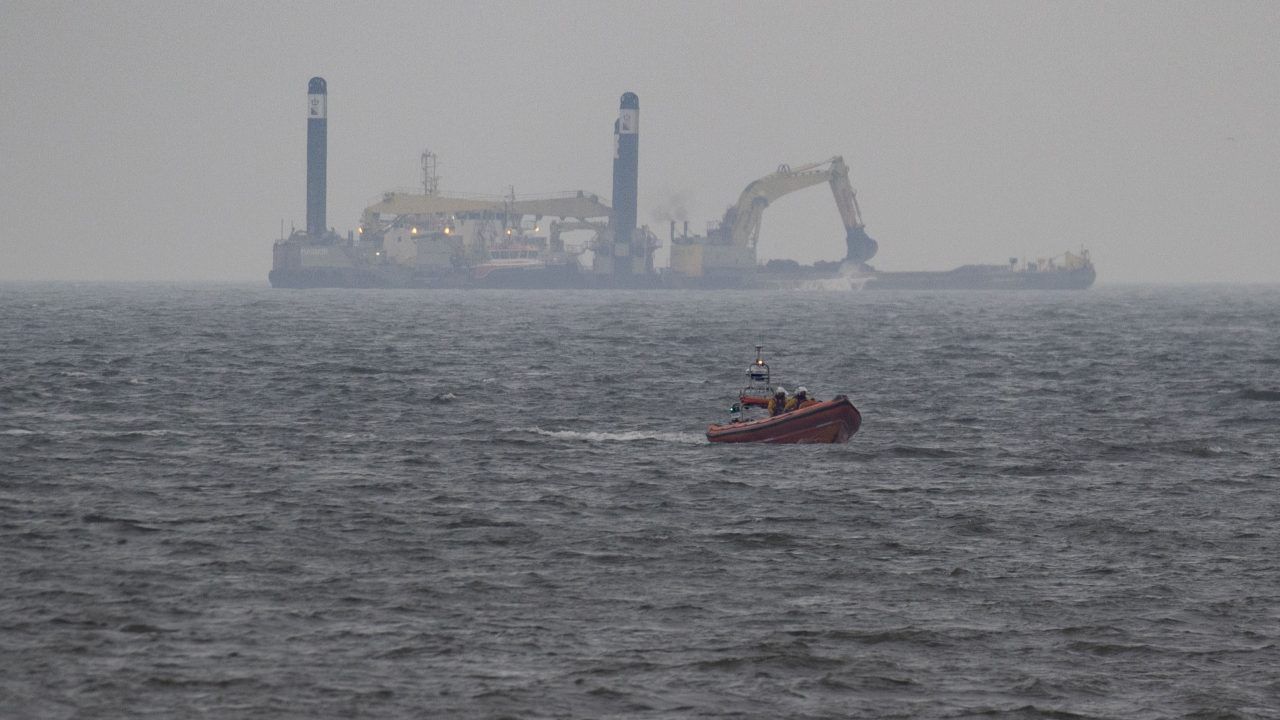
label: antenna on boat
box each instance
[747,345,770,391]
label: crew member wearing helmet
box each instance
[785,386,815,412]
[768,386,789,416]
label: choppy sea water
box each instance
[2,283,1278,719]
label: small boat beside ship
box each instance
[470,243,586,288]
[706,348,862,444]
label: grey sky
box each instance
[2,1,1277,283]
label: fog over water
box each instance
[2,2,1278,284]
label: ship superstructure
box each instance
[271,89,664,289]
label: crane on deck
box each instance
[710,156,878,265]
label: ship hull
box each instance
[865,265,1096,290]
[270,247,1095,291]
[268,267,483,288]
[472,263,587,289]
[268,266,415,289]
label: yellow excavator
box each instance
[708,155,878,266]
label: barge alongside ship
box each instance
[865,253,1095,290]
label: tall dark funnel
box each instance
[306,77,327,237]
[610,92,639,275]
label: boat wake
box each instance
[523,427,706,445]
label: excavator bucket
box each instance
[845,225,879,265]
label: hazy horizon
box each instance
[3,1,1277,284]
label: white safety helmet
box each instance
[797,386,808,395]
[775,386,788,395]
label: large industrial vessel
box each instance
[270,79,1094,290]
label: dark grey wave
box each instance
[1,283,1278,718]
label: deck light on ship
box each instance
[357,226,364,235]
[411,226,419,236]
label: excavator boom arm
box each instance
[827,157,862,229]
[729,166,837,249]
[721,155,878,264]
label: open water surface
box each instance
[2,283,1279,718]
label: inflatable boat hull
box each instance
[706,395,862,444]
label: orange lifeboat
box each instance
[706,347,862,444]
[707,395,861,444]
